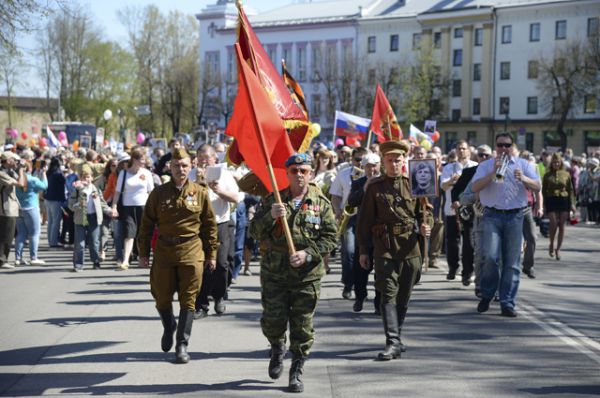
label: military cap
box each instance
[380,140,410,156]
[172,147,191,160]
[285,152,313,168]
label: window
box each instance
[528,60,539,79]
[502,25,512,44]
[454,27,464,38]
[473,98,481,115]
[368,69,376,85]
[500,62,511,80]
[368,36,376,53]
[430,99,441,116]
[297,46,306,81]
[412,33,422,50]
[282,47,291,65]
[311,44,322,80]
[527,96,538,114]
[311,94,321,118]
[584,95,597,114]
[588,17,599,37]
[452,79,462,97]
[473,63,481,81]
[445,131,458,152]
[474,28,483,46]
[530,23,540,42]
[452,109,461,121]
[325,45,336,76]
[226,49,235,82]
[453,49,462,66]
[500,97,510,115]
[434,32,442,48]
[268,46,277,66]
[205,52,220,76]
[390,34,399,52]
[555,20,566,40]
[467,131,477,145]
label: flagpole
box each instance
[235,44,296,254]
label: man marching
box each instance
[138,148,218,364]
[249,153,337,393]
[357,141,432,360]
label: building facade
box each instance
[196,0,600,154]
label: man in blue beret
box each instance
[250,152,338,393]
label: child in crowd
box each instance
[68,165,112,271]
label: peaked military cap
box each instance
[380,140,410,156]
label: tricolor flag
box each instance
[409,124,433,144]
[45,126,60,148]
[334,111,371,147]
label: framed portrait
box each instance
[79,135,92,149]
[150,138,167,150]
[409,159,438,198]
[424,120,437,134]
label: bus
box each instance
[43,122,97,149]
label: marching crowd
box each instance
[1,135,599,392]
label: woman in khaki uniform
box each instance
[138,148,218,364]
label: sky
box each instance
[13,0,294,96]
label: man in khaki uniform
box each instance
[138,148,218,364]
[357,140,432,360]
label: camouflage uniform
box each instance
[249,182,337,359]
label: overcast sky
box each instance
[13,0,293,96]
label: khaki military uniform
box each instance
[138,179,218,312]
[357,174,432,351]
[249,183,337,358]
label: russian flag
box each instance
[334,110,371,138]
[46,126,60,148]
[409,124,433,144]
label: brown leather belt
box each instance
[158,234,197,245]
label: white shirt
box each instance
[188,163,243,224]
[82,185,95,214]
[116,168,154,206]
[441,159,478,216]
[329,166,353,208]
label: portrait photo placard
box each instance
[409,158,438,198]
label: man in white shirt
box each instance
[190,144,243,317]
[329,147,367,299]
[441,140,478,284]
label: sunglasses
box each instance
[353,157,363,162]
[496,143,513,148]
[289,168,311,175]
[478,153,490,158]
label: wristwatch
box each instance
[305,254,313,263]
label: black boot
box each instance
[158,309,177,352]
[268,342,286,379]
[397,306,408,353]
[377,303,402,360]
[175,309,194,364]
[288,356,305,393]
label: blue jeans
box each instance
[480,209,524,310]
[45,200,63,246]
[341,222,355,291]
[15,207,41,261]
[232,203,246,280]
[73,215,100,268]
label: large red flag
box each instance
[227,43,294,192]
[227,4,309,165]
[370,84,403,142]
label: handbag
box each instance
[116,170,127,217]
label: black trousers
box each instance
[0,216,16,265]
[352,243,381,310]
[196,221,230,309]
[445,215,474,278]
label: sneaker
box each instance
[501,307,517,317]
[230,278,237,285]
[73,265,84,272]
[342,288,352,300]
[243,269,252,276]
[1,263,15,269]
[477,298,491,313]
[14,260,21,267]
[194,308,209,320]
[100,251,106,261]
[353,298,364,312]
[30,259,46,266]
[214,299,226,315]
[93,262,101,270]
[116,263,129,271]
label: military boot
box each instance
[288,355,305,393]
[268,342,286,379]
[397,305,408,353]
[377,303,402,360]
[175,309,194,364]
[158,309,177,352]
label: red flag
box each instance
[370,84,403,142]
[227,44,294,192]
[227,4,308,165]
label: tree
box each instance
[536,39,598,149]
[0,46,26,127]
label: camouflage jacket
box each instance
[249,183,337,283]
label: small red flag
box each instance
[370,84,403,142]
[226,44,294,192]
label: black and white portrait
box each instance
[409,159,438,198]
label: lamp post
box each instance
[118,108,125,143]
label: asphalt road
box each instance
[0,224,599,397]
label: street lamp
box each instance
[117,108,125,143]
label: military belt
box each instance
[388,222,412,235]
[158,234,197,245]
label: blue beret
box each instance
[285,153,313,168]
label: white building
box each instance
[196,0,600,154]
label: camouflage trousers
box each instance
[260,274,321,359]
[374,256,421,311]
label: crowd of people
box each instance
[1,134,599,392]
